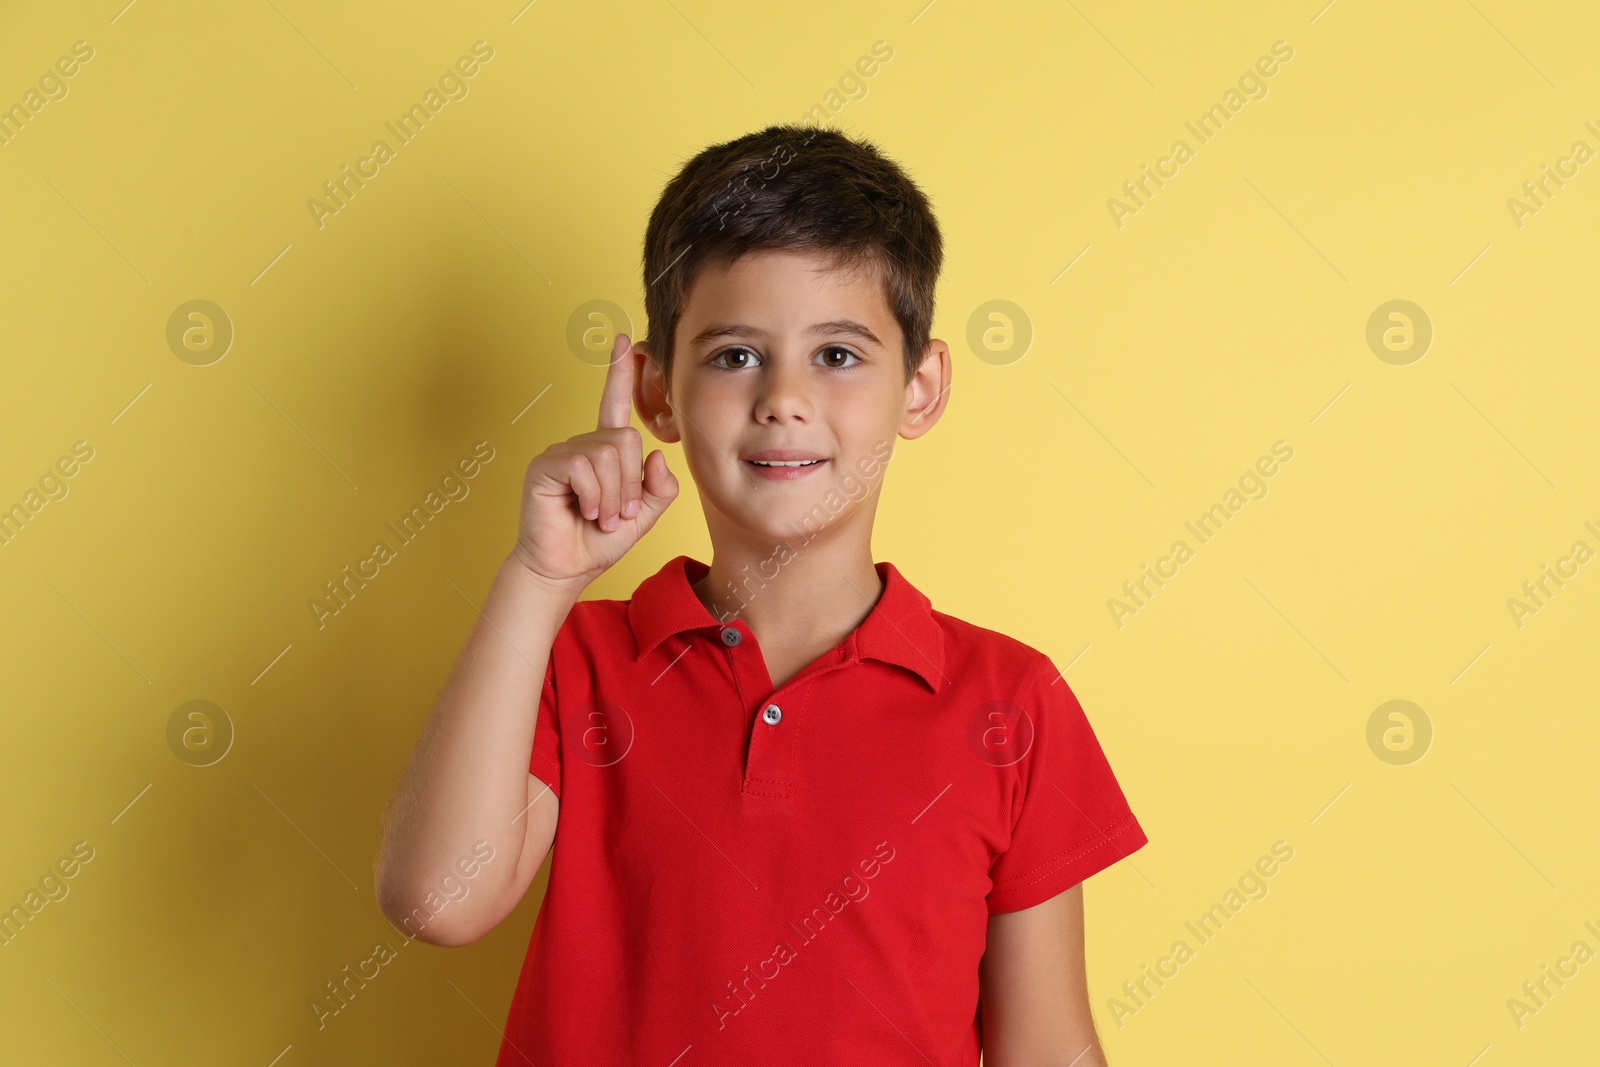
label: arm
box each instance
[373,557,579,947]
[979,883,1106,1067]
[373,332,678,947]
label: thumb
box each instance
[635,448,679,526]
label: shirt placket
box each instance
[717,621,799,813]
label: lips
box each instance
[741,449,827,463]
[740,449,828,480]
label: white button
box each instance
[720,626,742,647]
[762,704,782,726]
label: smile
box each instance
[742,458,827,480]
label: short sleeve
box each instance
[986,658,1148,914]
[528,652,561,799]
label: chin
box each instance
[707,496,816,543]
[740,506,812,541]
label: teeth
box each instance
[749,459,822,467]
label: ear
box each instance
[899,338,951,440]
[633,339,682,443]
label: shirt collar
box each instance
[627,554,946,693]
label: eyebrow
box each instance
[689,319,883,348]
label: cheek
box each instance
[827,388,898,445]
[677,391,744,472]
[682,383,742,433]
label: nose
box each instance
[752,350,813,424]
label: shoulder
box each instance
[928,606,1058,691]
[546,594,635,661]
[558,594,631,634]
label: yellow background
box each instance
[2,0,1596,1063]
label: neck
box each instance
[691,524,883,648]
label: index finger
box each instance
[597,332,635,431]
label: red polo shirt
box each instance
[496,554,1147,1066]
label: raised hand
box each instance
[509,333,679,591]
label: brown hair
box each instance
[640,123,943,392]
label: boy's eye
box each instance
[817,345,861,369]
[710,346,760,370]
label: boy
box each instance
[375,124,1148,1066]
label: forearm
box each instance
[374,554,580,937]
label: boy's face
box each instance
[634,248,950,548]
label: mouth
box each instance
[740,453,828,480]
